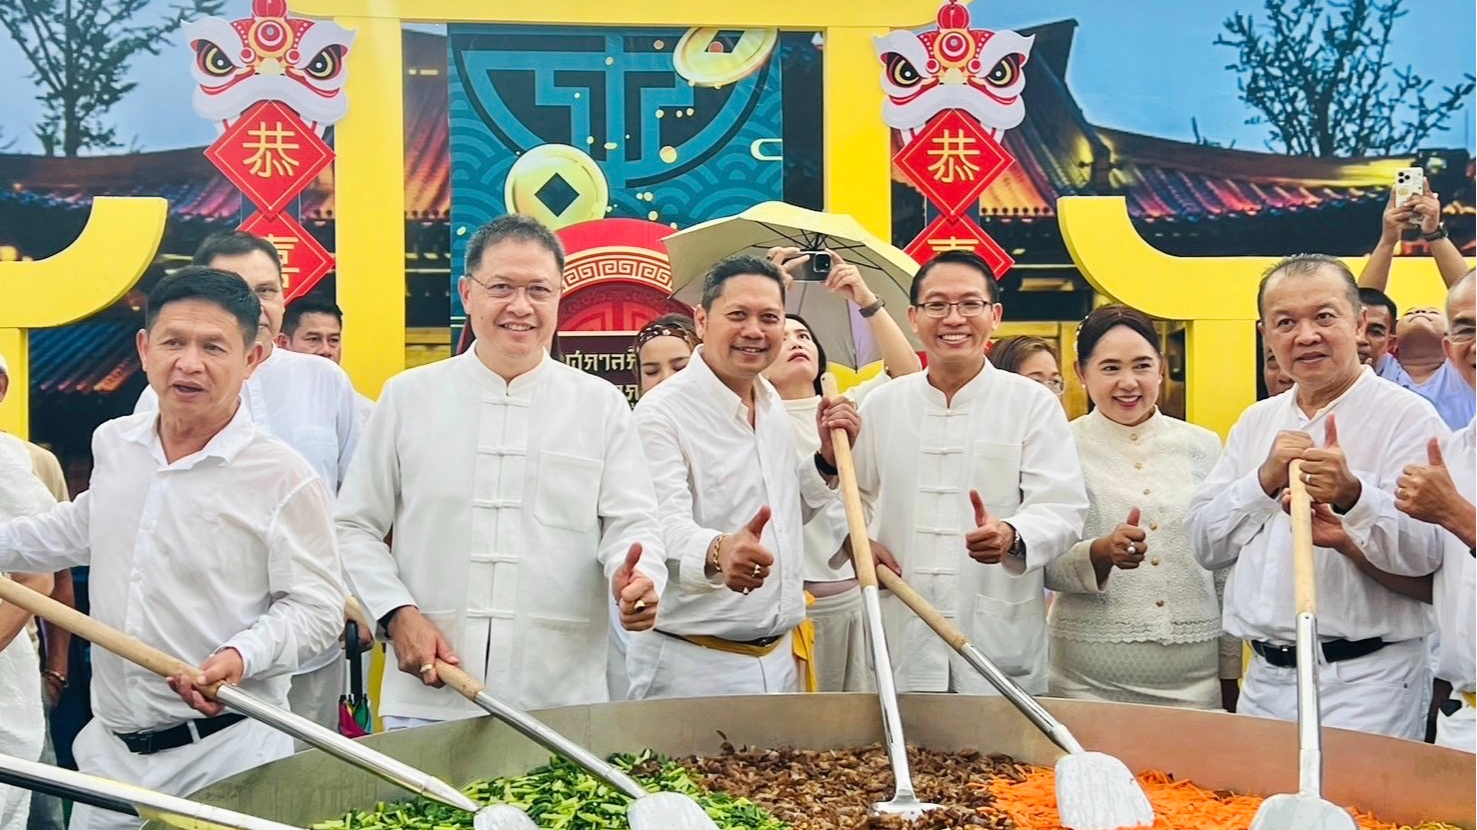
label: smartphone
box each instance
[794,250,832,281]
[1394,167,1425,223]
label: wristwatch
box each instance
[859,297,886,318]
[1422,222,1448,242]
[43,670,67,690]
[1006,525,1027,561]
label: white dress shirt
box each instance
[1418,421,1473,691]
[634,346,836,640]
[0,407,344,734]
[1187,369,1444,645]
[853,362,1088,693]
[335,350,667,722]
[137,346,361,490]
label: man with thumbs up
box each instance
[1373,270,1475,751]
[851,251,1089,695]
[632,255,859,698]
[1188,255,1450,739]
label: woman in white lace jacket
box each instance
[1045,305,1240,710]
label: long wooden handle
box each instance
[1289,459,1316,616]
[874,566,969,651]
[819,373,878,590]
[0,576,211,692]
[434,659,485,700]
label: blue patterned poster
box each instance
[447,25,786,338]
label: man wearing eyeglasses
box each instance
[850,250,1088,694]
[335,215,667,724]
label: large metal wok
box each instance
[160,694,1476,828]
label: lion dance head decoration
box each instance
[873,0,1034,143]
[183,0,355,134]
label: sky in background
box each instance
[0,0,1472,156]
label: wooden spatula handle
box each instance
[0,576,208,691]
[819,373,878,590]
[434,659,485,700]
[1289,459,1317,616]
[874,565,971,651]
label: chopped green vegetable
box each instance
[311,752,787,830]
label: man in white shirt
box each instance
[279,295,375,425]
[0,269,343,830]
[135,233,362,732]
[336,215,665,724]
[1188,254,1447,740]
[1384,270,1476,751]
[851,250,1088,694]
[631,255,859,699]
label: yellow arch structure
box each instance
[1059,196,1471,438]
[0,197,167,436]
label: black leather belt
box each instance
[1251,637,1386,669]
[112,713,246,755]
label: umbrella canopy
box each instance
[663,202,921,368]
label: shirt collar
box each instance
[921,358,991,407]
[124,399,258,469]
[1286,365,1374,424]
[1087,405,1162,438]
[459,343,550,394]
[690,345,773,421]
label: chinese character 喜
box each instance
[244,121,302,179]
[926,130,981,184]
[263,234,301,289]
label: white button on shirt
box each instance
[0,406,345,734]
[137,347,361,490]
[634,346,836,640]
[1187,368,1445,645]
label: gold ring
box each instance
[418,664,434,674]
[751,563,761,577]
[634,599,648,612]
[742,587,751,596]
[1303,472,1312,484]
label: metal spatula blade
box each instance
[629,791,721,830]
[472,805,541,830]
[1055,751,1154,829]
[1249,793,1360,830]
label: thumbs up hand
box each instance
[1396,437,1467,529]
[965,490,1019,565]
[1297,414,1362,512]
[613,543,659,631]
[716,507,777,594]
[1090,507,1149,572]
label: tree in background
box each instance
[1217,0,1475,157]
[0,0,223,156]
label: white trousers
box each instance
[1239,638,1428,740]
[0,635,43,829]
[626,631,796,699]
[287,658,346,737]
[1435,689,1477,753]
[809,590,873,692]
[68,717,291,830]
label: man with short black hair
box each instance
[338,214,666,723]
[1357,286,1397,369]
[135,232,363,732]
[279,295,373,423]
[850,250,1088,694]
[0,269,343,830]
[1189,254,1447,739]
[631,254,860,698]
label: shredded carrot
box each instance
[973,766,1405,830]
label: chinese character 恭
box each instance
[244,121,302,179]
[926,130,981,184]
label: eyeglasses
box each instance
[1036,377,1065,396]
[464,275,558,303]
[1450,324,1476,344]
[914,300,993,318]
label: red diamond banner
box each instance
[893,108,1014,217]
[240,212,335,301]
[906,215,1015,278]
[206,100,334,216]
